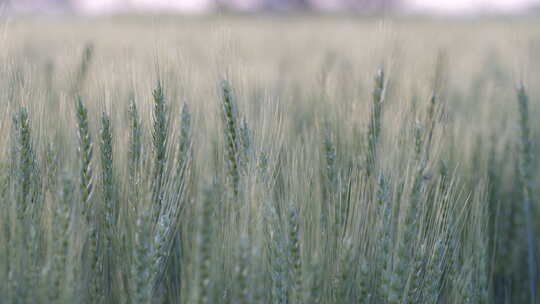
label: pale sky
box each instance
[32,0,540,14]
[76,0,215,14]
[408,0,539,13]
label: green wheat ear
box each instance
[239,117,253,169]
[177,103,192,174]
[151,79,168,215]
[74,96,101,299]
[366,68,385,178]
[128,95,142,178]
[13,107,39,219]
[377,173,393,300]
[100,111,115,231]
[49,172,74,302]
[75,96,94,214]
[99,111,117,299]
[265,198,288,304]
[221,79,240,197]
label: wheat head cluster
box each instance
[0,16,539,304]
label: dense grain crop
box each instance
[0,15,539,303]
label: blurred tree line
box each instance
[0,0,402,13]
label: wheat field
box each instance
[1,15,540,303]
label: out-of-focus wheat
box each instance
[0,16,537,304]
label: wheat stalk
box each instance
[516,84,537,304]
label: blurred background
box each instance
[1,0,539,15]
